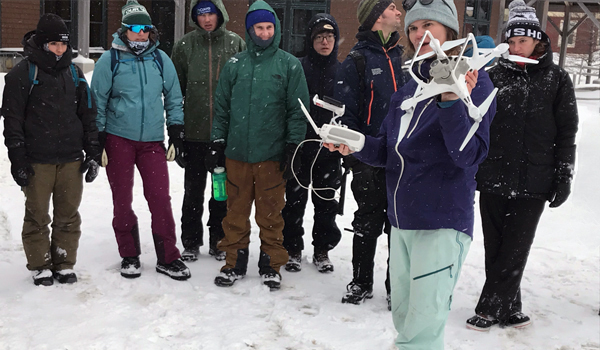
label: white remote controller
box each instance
[298,98,365,152]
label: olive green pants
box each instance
[22,162,83,271]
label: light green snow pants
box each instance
[389,227,471,350]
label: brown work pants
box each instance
[22,162,83,271]
[218,158,288,274]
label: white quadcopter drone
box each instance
[400,31,539,151]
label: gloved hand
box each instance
[280,143,299,181]
[98,131,108,167]
[8,147,34,187]
[549,182,571,208]
[342,154,360,171]
[80,157,99,183]
[205,139,226,173]
[167,125,186,168]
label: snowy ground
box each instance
[0,74,598,350]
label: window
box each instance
[462,0,492,36]
[89,0,107,49]
[559,19,578,48]
[42,0,75,43]
[251,0,330,56]
[41,0,107,50]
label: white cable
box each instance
[290,139,343,202]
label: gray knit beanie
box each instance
[404,0,458,36]
[504,0,546,41]
[357,0,393,31]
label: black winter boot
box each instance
[31,269,53,286]
[341,281,373,305]
[313,249,333,273]
[53,269,77,284]
[156,259,191,281]
[120,257,141,279]
[214,268,245,287]
[284,251,302,272]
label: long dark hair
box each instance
[405,25,458,58]
[532,40,548,57]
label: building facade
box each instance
[0,0,597,69]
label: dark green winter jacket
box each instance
[211,0,309,164]
[171,0,246,142]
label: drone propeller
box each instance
[405,38,469,64]
[459,87,498,151]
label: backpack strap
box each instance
[348,50,366,118]
[110,47,163,78]
[28,62,39,95]
[70,64,92,109]
[110,48,120,75]
[151,50,163,76]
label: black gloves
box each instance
[549,182,571,208]
[8,147,34,187]
[80,156,99,183]
[342,155,360,171]
[281,143,299,181]
[549,159,574,208]
[97,131,109,167]
[167,125,186,168]
[205,139,226,173]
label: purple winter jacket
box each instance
[353,67,496,238]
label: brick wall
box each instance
[107,1,127,46]
[1,0,40,48]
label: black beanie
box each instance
[34,13,70,47]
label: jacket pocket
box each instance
[413,264,454,280]
[476,151,504,189]
[525,152,554,194]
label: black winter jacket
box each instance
[2,31,98,164]
[299,13,341,159]
[476,44,578,200]
[335,30,406,137]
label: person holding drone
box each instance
[326,0,496,347]
[467,0,579,331]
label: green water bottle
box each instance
[212,167,227,201]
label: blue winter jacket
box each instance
[353,64,496,238]
[335,30,406,137]
[91,32,184,141]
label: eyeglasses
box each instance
[402,0,454,15]
[123,24,154,33]
[314,34,335,43]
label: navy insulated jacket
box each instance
[335,30,406,137]
[353,65,496,238]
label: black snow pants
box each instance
[475,192,545,324]
[282,152,342,253]
[350,163,390,294]
[180,141,227,250]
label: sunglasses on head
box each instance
[123,24,154,33]
[402,0,455,15]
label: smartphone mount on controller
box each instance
[298,95,365,152]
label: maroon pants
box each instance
[105,134,180,264]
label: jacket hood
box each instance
[22,29,73,75]
[245,1,281,57]
[188,0,229,35]
[304,13,339,63]
[111,29,160,55]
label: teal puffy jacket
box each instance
[91,31,184,141]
